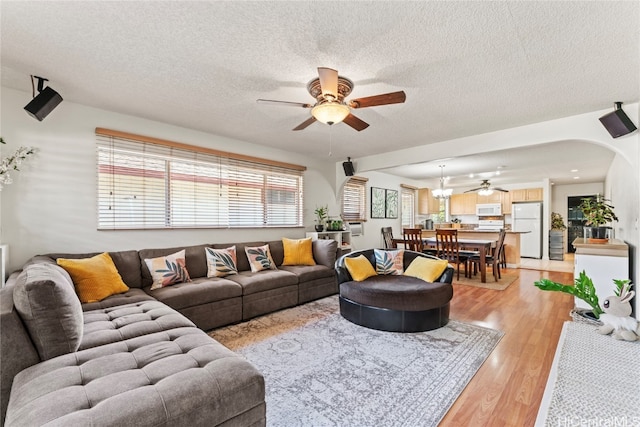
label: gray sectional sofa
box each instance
[0,238,338,426]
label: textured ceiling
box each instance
[1,1,638,186]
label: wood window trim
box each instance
[96,127,307,172]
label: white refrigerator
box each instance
[512,202,542,259]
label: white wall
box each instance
[0,87,337,273]
[339,170,424,251]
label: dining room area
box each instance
[388,227,522,291]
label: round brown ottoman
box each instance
[339,274,453,332]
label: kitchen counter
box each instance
[421,229,525,267]
[572,238,628,256]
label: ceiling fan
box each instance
[464,180,508,195]
[257,67,406,131]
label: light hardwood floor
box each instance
[441,267,575,426]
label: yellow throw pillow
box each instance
[344,255,377,282]
[282,237,316,266]
[404,257,449,283]
[57,252,129,303]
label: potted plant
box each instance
[534,272,631,321]
[579,195,618,242]
[534,271,603,319]
[314,205,328,232]
[549,212,566,260]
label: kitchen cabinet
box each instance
[510,187,542,202]
[450,193,477,215]
[502,191,512,214]
[476,192,502,204]
[526,188,543,201]
[418,188,441,214]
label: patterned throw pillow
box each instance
[374,249,405,275]
[245,244,277,272]
[145,249,191,290]
[205,246,238,277]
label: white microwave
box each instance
[476,203,502,216]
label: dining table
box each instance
[392,237,496,283]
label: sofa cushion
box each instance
[144,277,243,311]
[205,246,238,277]
[139,244,209,287]
[312,239,338,268]
[404,257,449,282]
[374,249,405,275]
[282,237,316,266]
[279,264,335,283]
[13,262,83,360]
[245,244,277,272]
[228,270,298,295]
[45,250,143,288]
[144,249,191,290]
[57,253,130,303]
[4,328,265,427]
[344,255,377,281]
[80,300,195,350]
[81,288,156,312]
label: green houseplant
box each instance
[550,212,566,231]
[579,195,617,241]
[314,205,328,232]
[534,270,603,318]
[549,212,566,260]
[535,272,632,321]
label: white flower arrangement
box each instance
[0,137,36,191]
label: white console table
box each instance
[572,238,630,315]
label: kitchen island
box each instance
[420,229,529,267]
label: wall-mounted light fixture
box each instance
[24,75,63,121]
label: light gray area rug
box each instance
[210,296,503,426]
[536,321,640,426]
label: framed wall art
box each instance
[371,187,386,219]
[385,189,398,218]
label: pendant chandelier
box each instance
[432,165,453,200]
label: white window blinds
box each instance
[401,187,415,228]
[96,128,305,230]
[342,177,368,222]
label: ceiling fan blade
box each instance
[493,187,509,192]
[292,116,317,131]
[317,67,339,99]
[464,187,483,193]
[348,91,406,109]
[342,113,369,131]
[257,99,312,108]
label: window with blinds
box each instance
[342,177,368,222]
[401,187,415,228]
[96,129,305,230]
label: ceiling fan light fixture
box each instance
[478,188,494,196]
[311,102,350,125]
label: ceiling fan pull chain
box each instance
[328,125,333,157]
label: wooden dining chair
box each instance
[435,228,469,280]
[381,227,396,249]
[469,228,507,281]
[402,228,424,252]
